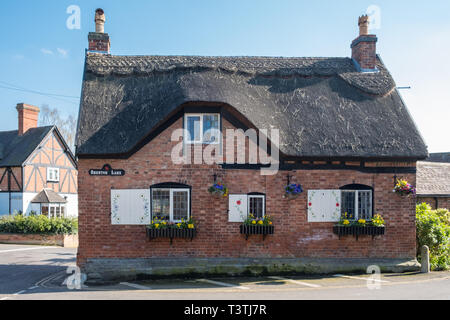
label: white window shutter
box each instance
[308,190,341,222]
[111,189,151,225]
[229,194,248,222]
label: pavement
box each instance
[1,244,449,300]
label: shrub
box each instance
[416,203,450,271]
[0,215,78,235]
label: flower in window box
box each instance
[371,214,385,227]
[285,184,304,199]
[208,183,229,198]
[244,214,273,227]
[358,219,366,225]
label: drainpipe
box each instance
[7,167,11,215]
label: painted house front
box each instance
[0,104,78,217]
[76,11,428,282]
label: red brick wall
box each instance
[16,103,39,136]
[77,118,417,267]
[417,197,450,210]
[351,36,377,70]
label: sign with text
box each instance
[89,164,125,177]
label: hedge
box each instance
[416,203,450,271]
[0,215,78,235]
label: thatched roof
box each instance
[76,54,428,159]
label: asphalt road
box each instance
[0,244,76,296]
[1,244,449,300]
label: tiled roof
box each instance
[417,161,450,196]
[0,126,53,167]
[31,188,67,204]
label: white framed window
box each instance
[47,168,60,182]
[42,204,66,218]
[341,190,373,220]
[185,113,220,144]
[248,194,265,219]
[228,194,266,222]
[151,188,190,223]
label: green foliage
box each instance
[0,215,78,235]
[416,203,450,271]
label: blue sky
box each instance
[0,0,449,152]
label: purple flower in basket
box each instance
[285,184,304,195]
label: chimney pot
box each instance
[88,9,110,54]
[358,15,370,36]
[95,8,106,33]
[16,103,40,136]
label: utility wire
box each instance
[0,80,80,105]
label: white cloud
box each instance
[41,48,54,55]
[57,48,69,58]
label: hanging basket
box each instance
[285,193,300,200]
[285,184,303,200]
[208,183,228,198]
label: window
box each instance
[42,204,65,218]
[151,188,190,222]
[248,194,265,219]
[340,185,373,220]
[47,168,60,182]
[185,114,220,144]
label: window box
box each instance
[240,225,274,241]
[146,227,197,245]
[333,225,385,241]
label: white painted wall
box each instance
[60,193,78,218]
[20,192,78,218]
[22,192,40,215]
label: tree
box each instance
[39,105,77,152]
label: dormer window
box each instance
[185,114,220,144]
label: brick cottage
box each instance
[75,10,428,282]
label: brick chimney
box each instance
[351,15,378,72]
[16,103,40,136]
[88,9,110,54]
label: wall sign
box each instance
[89,164,125,177]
